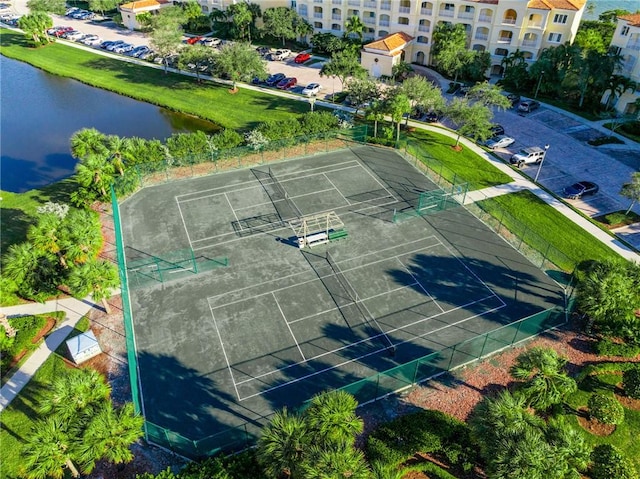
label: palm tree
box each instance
[303,446,371,479]
[344,15,364,42]
[2,242,58,301]
[603,75,637,110]
[621,172,640,215]
[67,259,119,313]
[23,417,81,479]
[70,128,108,160]
[78,402,144,473]
[509,347,577,410]
[75,154,116,200]
[257,407,308,479]
[106,135,133,176]
[305,390,363,449]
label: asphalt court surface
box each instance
[120,145,565,441]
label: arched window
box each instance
[475,26,489,40]
[378,30,388,37]
[313,6,323,19]
[494,47,508,56]
[399,0,411,13]
[522,32,538,47]
[472,44,485,51]
[498,30,512,44]
[528,13,542,27]
[314,21,323,29]
[503,9,517,24]
[420,2,433,15]
[416,51,426,64]
[398,16,409,25]
[417,35,428,43]
[331,8,341,21]
[332,23,341,31]
[478,8,492,22]
[418,19,430,32]
[458,4,474,19]
[379,14,390,26]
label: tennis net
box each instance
[325,252,395,354]
[266,168,302,221]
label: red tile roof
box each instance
[620,14,640,27]
[527,0,586,11]
[364,32,414,52]
[120,0,168,11]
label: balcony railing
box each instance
[399,6,410,13]
[527,22,542,28]
[380,3,391,11]
[332,14,341,20]
[314,12,323,18]
[458,12,474,19]
[502,18,516,25]
[439,10,454,17]
[474,33,488,41]
[420,8,432,15]
[498,36,512,44]
[347,0,360,6]
[332,0,342,4]
[522,39,537,47]
[314,0,323,3]
[363,17,375,24]
[363,1,376,7]
[418,25,430,32]
[378,19,390,26]
[627,41,640,50]
[478,14,491,23]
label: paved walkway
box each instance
[0,297,99,413]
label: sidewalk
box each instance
[0,296,99,413]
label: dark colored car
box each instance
[507,93,521,107]
[276,77,297,89]
[563,181,599,199]
[294,52,310,63]
[425,111,440,122]
[256,46,271,56]
[518,100,541,113]
[265,73,286,86]
[490,124,505,136]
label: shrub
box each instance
[179,456,229,479]
[587,135,624,146]
[623,366,640,399]
[595,338,640,357]
[602,212,629,226]
[298,111,339,135]
[588,393,625,425]
[210,129,243,150]
[590,444,638,479]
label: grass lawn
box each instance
[0,29,309,131]
[0,317,89,479]
[565,370,640,472]
[406,129,514,190]
[476,190,622,271]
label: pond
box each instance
[0,55,220,193]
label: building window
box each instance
[553,14,567,24]
[495,47,508,56]
[621,26,630,36]
[332,23,341,31]
[444,3,453,10]
[314,21,323,29]
[548,32,562,43]
[417,35,428,43]
[398,16,409,25]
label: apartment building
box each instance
[607,13,640,115]
[294,0,586,77]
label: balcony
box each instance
[627,41,640,50]
[379,19,390,26]
[363,17,375,24]
[527,22,543,28]
[314,12,323,18]
[439,10,454,18]
[418,25,430,32]
[522,39,537,47]
[420,8,432,15]
[314,0,323,3]
[478,14,491,23]
[502,18,516,25]
[399,6,410,13]
[332,0,342,4]
[498,36,512,44]
[347,0,360,6]
[363,0,376,7]
[332,14,341,20]
[474,33,488,41]
[458,12,474,20]
[380,3,391,11]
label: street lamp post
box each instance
[534,144,550,183]
[534,70,545,99]
[309,96,316,112]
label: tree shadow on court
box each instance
[386,252,564,323]
[137,351,265,442]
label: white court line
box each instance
[394,257,445,313]
[175,197,193,250]
[207,302,242,401]
[273,293,306,362]
[358,161,399,202]
[224,192,242,230]
[234,299,506,398]
[322,172,351,205]
[175,160,361,201]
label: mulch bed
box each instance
[5,315,58,371]
[576,407,616,436]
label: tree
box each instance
[257,408,308,478]
[262,7,297,46]
[177,44,215,82]
[23,417,82,479]
[623,366,640,399]
[398,75,444,125]
[588,393,625,425]
[391,61,413,82]
[67,259,119,313]
[311,32,345,55]
[181,0,204,31]
[445,97,494,146]
[466,81,511,110]
[75,154,116,200]
[346,78,380,117]
[599,9,633,23]
[364,100,386,138]
[602,75,636,110]
[501,50,531,91]
[26,0,64,15]
[530,43,579,98]
[18,12,54,46]
[213,41,267,91]
[431,23,471,83]
[302,447,371,479]
[149,8,186,72]
[1,242,58,302]
[70,128,109,160]
[293,15,313,44]
[344,15,364,42]
[509,347,577,410]
[461,50,491,82]
[385,92,411,143]
[88,0,117,17]
[305,390,363,449]
[621,172,640,215]
[590,444,639,479]
[320,49,367,92]
[227,2,253,41]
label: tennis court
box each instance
[118,145,565,449]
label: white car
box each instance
[113,43,134,54]
[302,83,321,96]
[64,30,85,41]
[200,37,221,47]
[484,135,515,150]
[80,34,102,46]
[270,49,291,61]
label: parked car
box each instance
[425,111,440,122]
[518,100,540,113]
[256,46,271,56]
[490,124,505,136]
[47,26,63,35]
[53,26,73,37]
[186,36,203,45]
[510,146,546,167]
[65,7,80,16]
[484,135,516,150]
[294,52,310,64]
[80,34,102,46]
[64,30,85,41]
[139,50,156,60]
[106,40,126,51]
[113,43,134,54]
[100,40,115,49]
[507,93,521,107]
[302,83,321,96]
[265,72,286,86]
[200,37,221,47]
[270,49,291,61]
[563,181,599,199]
[128,45,150,57]
[276,77,297,89]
